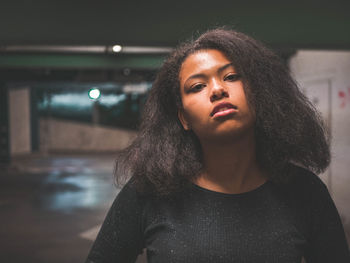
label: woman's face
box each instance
[178,49,255,142]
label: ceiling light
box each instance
[112,45,122,53]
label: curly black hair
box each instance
[114,27,330,196]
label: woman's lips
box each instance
[210,102,238,118]
[212,108,238,118]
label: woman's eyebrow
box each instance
[185,73,206,83]
[218,62,235,74]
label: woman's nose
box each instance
[210,81,228,102]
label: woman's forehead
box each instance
[179,49,234,83]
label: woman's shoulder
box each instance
[273,164,331,204]
[115,176,171,210]
[116,176,154,202]
[284,164,328,190]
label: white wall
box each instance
[290,50,350,242]
[8,87,31,155]
[40,118,137,152]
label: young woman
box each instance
[86,28,350,262]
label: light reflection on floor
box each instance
[40,172,117,212]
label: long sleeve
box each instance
[86,180,145,263]
[304,175,350,263]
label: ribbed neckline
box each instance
[189,179,271,198]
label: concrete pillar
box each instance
[8,86,31,155]
[0,83,10,167]
[290,50,350,242]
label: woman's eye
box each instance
[190,84,205,92]
[224,73,241,82]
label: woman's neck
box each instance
[194,131,267,194]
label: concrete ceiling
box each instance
[1,1,350,49]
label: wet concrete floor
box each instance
[0,153,146,263]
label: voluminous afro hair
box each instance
[115,27,330,196]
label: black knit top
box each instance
[86,166,350,263]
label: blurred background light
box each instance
[88,88,101,100]
[112,45,122,53]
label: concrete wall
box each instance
[8,86,31,155]
[39,118,137,152]
[290,50,350,241]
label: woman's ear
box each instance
[178,109,190,130]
